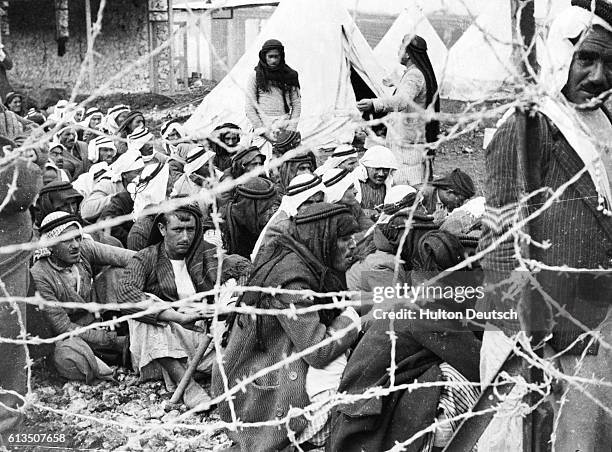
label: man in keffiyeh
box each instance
[322,168,373,231]
[207,122,241,172]
[221,177,280,258]
[251,172,325,264]
[80,150,144,222]
[54,124,90,179]
[353,145,398,219]
[315,144,359,176]
[31,211,134,384]
[214,203,361,452]
[478,1,612,450]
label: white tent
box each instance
[184,0,388,148]
[441,0,517,100]
[373,2,448,86]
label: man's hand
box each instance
[179,313,209,333]
[357,99,374,112]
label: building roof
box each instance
[173,0,278,10]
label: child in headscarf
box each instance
[246,39,301,141]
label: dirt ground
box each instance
[7,91,511,452]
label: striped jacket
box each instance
[477,110,612,354]
[117,240,220,324]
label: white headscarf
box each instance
[510,5,612,215]
[79,107,103,130]
[127,126,155,155]
[322,168,356,204]
[47,100,76,123]
[363,184,418,236]
[250,173,325,261]
[132,162,170,218]
[354,145,398,203]
[103,104,130,134]
[72,162,110,197]
[110,150,145,182]
[45,160,70,183]
[161,120,185,140]
[87,136,117,163]
[538,5,612,96]
[183,146,216,175]
[314,144,359,176]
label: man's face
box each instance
[331,234,357,272]
[98,147,115,165]
[59,129,76,148]
[167,130,181,142]
[366,167,391,186]
[340,184,357,205]
[159,213,197,259]
[194,163,211,180]
[339,157,358,172]
[117,111,130,124]
[52,197,80,216]
[8,97,22,113]
[265,49,282,68]
[296,162,312,175]
[89,115,102,129]
[438,188,466,211]
[140,142,154,156]
[300,191,324,209]
[129,116,145,132]
[563,26,612,107]
[399,35,410,65]
[243,155,264,173]
[73,110,84,123]
[51,225,82,266]
[222,131,240,148]
[49,146,64,168]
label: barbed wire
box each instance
[0,1,611,451]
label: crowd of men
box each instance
[1,0,611,451]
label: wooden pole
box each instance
[168,0,176,94]
[85,0,95,90]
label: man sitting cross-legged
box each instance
[117,202,250,409]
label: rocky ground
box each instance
[4,90,507,452]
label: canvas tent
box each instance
[184,0,388,148]
[373,2,448,87]
[440,0,518,100]
[440,0,571,100]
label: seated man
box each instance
[117,203,251,408]
[354,146,399,220]
[218,146,266,206]
[315,143,359,176]
[34,181,83,227]
[31,212,135,383]
[418,168,475,223]
[323,168,373,231]
[80,151,144,222]
[214,203,361,451]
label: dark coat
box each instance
[61,141,90,180]
[0,52,13,100]
[212,251,359,452]
[478,110,612,354]
[327,308,481,452]
[0,151,41,432]
[99,191,134,247]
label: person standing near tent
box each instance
[357,35,440,185]
[246,39,302,147]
